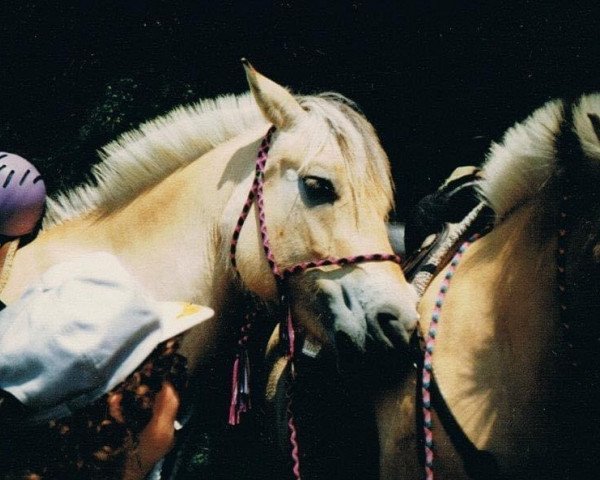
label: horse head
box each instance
[231,62,419,362]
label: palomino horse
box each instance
[376,94,600,479]
[0,62,418,475]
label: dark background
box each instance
[2,2,600,478]
[2,1,599,220]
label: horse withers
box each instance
[379,95,600,479]
[0,61,419,477]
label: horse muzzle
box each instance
[289,264,420,361]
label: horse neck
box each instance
[420,201,561,466]
[103,173,225,303]
[4,128,267,311]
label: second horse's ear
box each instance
[242,58,306,130]
[587,113,600,142]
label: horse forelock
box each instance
[294,93,394,218]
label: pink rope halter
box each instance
[229,126,403,478]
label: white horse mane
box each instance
[44,92,263,226]
[478,93,600,218]
[44,90,392,226]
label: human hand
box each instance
[119,382,180,480]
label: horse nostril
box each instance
[341,284,352,310]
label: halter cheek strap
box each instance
[229,126,403,479]
[229,126,402,281]
[230,127,282,278]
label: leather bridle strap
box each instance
[428,374,501,479]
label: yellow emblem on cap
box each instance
[177,303,201,318]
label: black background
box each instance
[2,1,599,219]
[2,2,600,478]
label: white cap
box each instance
[0,252,213,424]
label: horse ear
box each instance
[242,58,306,130]
[587,113,600,143]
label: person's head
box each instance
[0,253,213,479]
[2,336,187,479]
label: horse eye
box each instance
[301,175,338,205]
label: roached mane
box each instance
[44,91,393,227]
[44,92,264,226]
[477,94,600,219]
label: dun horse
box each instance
[377,94,600,479]
[0,62,419,476]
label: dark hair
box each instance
[0,337,187,480]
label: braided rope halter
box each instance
[420,234,479,480]
[228,126,403,478]
[420,175,574,480]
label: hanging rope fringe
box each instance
[228,312,254,425]
[228,355,241,425]
[286,307,296,358]
[228,349,251,425]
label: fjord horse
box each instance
[2,61,418,370]
[377,94,600,479]
[0,62,419,476]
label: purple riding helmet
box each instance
[0,153,46,237]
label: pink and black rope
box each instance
[228,126,405,480]
[230,126,277,275]
[282,253,401,277]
